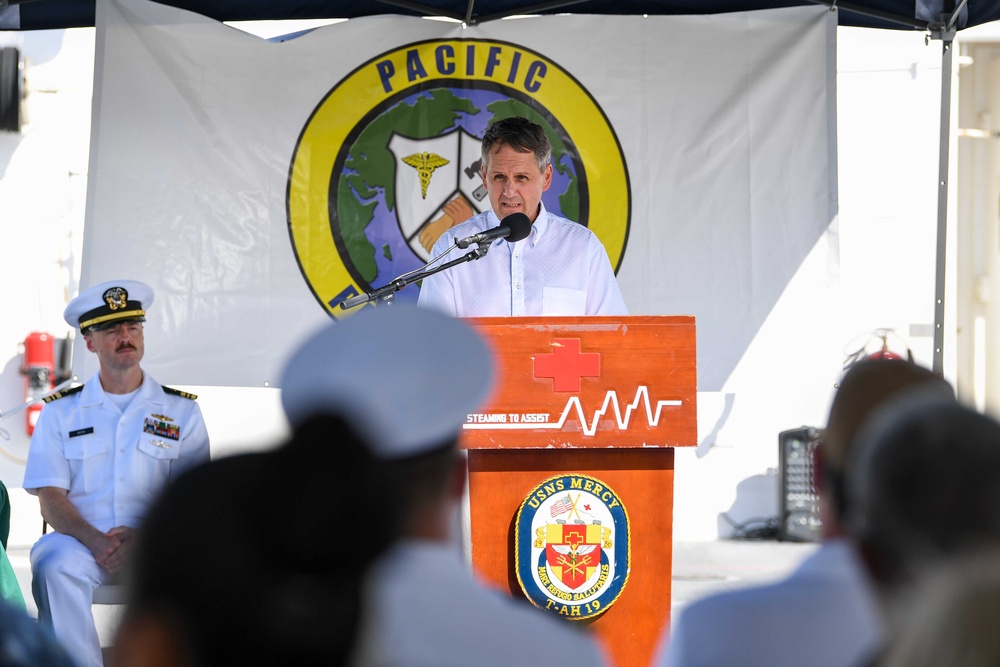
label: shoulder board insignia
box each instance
[162,386,198,400]
[42,385,84,403]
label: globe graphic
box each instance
[331,86,583,305]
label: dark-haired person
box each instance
[114,436,368,666]
[418,116,627,317]
[23,280,210,667]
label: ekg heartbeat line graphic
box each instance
[463,386,682,437]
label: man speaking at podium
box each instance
[418,116,628,317]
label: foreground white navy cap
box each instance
[64,279,154,332]
[280,305,495,459]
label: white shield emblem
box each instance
[389,128,487,261]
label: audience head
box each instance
[281,305,496,530]
[845,396,1000,595]
[116,305,496,666]
[819,359,953,533]
[116,416,399,665]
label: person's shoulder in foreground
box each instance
[0,600,77,667]
[655,539,882,667]
[361,538,608,667]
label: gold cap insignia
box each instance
[103,287,129,311]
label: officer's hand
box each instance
[103,526,137,574]
[86,532,123,571]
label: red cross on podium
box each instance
[533,338,601,392]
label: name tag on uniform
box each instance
[69,427,94,438]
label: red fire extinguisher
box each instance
[20,332,55,436]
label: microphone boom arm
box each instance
[337,243,491,310]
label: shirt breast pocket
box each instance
[136,436,181,490]
[64,438,109,494]
[543,287,587,316]
[137,437,181,461]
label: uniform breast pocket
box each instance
[136,436,181,490]
[137,437,181,461]
[64,438,109,494]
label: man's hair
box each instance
[822,359,953,520]
[481,116,552,173]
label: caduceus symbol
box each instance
[402,152,450,199]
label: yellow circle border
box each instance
[287,38,631,318]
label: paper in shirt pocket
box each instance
[542,287,586,316]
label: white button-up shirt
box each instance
[23,372,210,532]
[417,204,628,317]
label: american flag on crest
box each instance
[550,495,573,518]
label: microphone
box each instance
[455,213,532,249]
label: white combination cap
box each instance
[279,305,495,459]
[64,279,154,332]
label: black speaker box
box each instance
[778,426,822,542]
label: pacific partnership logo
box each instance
[287,39,630,317]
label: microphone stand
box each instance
[337,242,491,310]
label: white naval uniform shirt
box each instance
[23,371,211,532]
[353,540,609,667]
[417,204,628,317]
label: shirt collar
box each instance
[486,202,549,247]
[81,369,162,408]
[529,202,550,246]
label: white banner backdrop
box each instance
[78,0,836,390]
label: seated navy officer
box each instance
[23,279,210,667]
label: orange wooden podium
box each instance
[461,316,697,667]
